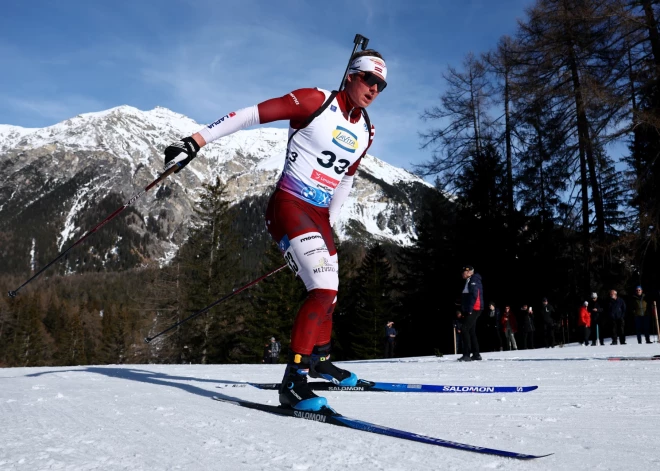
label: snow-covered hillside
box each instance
[1,338,659,470]
[0,106,432,274]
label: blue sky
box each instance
[0,0,533,172]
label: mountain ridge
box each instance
[0,105,432,276]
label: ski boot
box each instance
[457,355,472,362]
[309,343,358,387]
[470,353,483,361]
[279,352,327,411]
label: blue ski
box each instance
[229,379,538,393]
[212,395,551,459]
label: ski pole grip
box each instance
[145,337,152,343]
[8,290,17,298]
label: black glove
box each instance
[164,137,200,173]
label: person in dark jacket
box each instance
[458,265,484,361]
[540,298,557,348]
[589,292,605,346]
[483,302,502,351]
[262,342,271,363]
[384,321,397,358]
[606,289,627,345]
[518,304,535,349]
[631,286,652,344]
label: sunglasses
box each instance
[356,72,387,92]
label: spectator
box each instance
[384,321,397,358]
[518,304,535,350]
[606,289,627,345]
[501,305,518,351]
[578,301,591,346]
[264,336,281,364]
[540,297,557,348]
[458,265,484,361]
[589,292,604,346]
[483,302,503,351]
[631,286,652,344]
[454,311,463,354]
[262,342,271,363]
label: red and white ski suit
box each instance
[198,88,374,354]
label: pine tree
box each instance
[100,305,130,364]
[418,53,495,191]
[397,187,458,356]
[333,238,367,359]
[348,244,396,360]
[7,295,50,366]
[57,305,88,366]
[238,243,305,363]
[175,177,248,364]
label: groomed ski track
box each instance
[1,337,658,470]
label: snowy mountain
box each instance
[2,340,659,470]
[0,106,431,275]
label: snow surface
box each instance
[5,341,658,470]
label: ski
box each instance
[220,379,537,393]
[211,396,551,459]
[607,355,660,361]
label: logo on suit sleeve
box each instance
[278,235,291,253]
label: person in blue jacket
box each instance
[458,265,484,361]
[383,321,397,358]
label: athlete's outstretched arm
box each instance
[191,89,325,148]
[164,89,325,172]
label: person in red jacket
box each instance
[578,301,592,346]
[501,305,518,351]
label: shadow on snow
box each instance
[25,367,257,402]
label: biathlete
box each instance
[162,49,387,412]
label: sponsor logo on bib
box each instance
[332,126,359,153]
[301,186,317,200]
[311,170,339,189]
[313,257,337,274]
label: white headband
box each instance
[347,55,387,80]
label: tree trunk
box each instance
[504,64,514,219]
[567,45,606,242]
[642,0,660,74]
[469,69,482,157]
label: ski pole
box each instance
[338,34,370,91]
[653,301,660,343]
[144,263,287,343]
[8,165,179,298]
